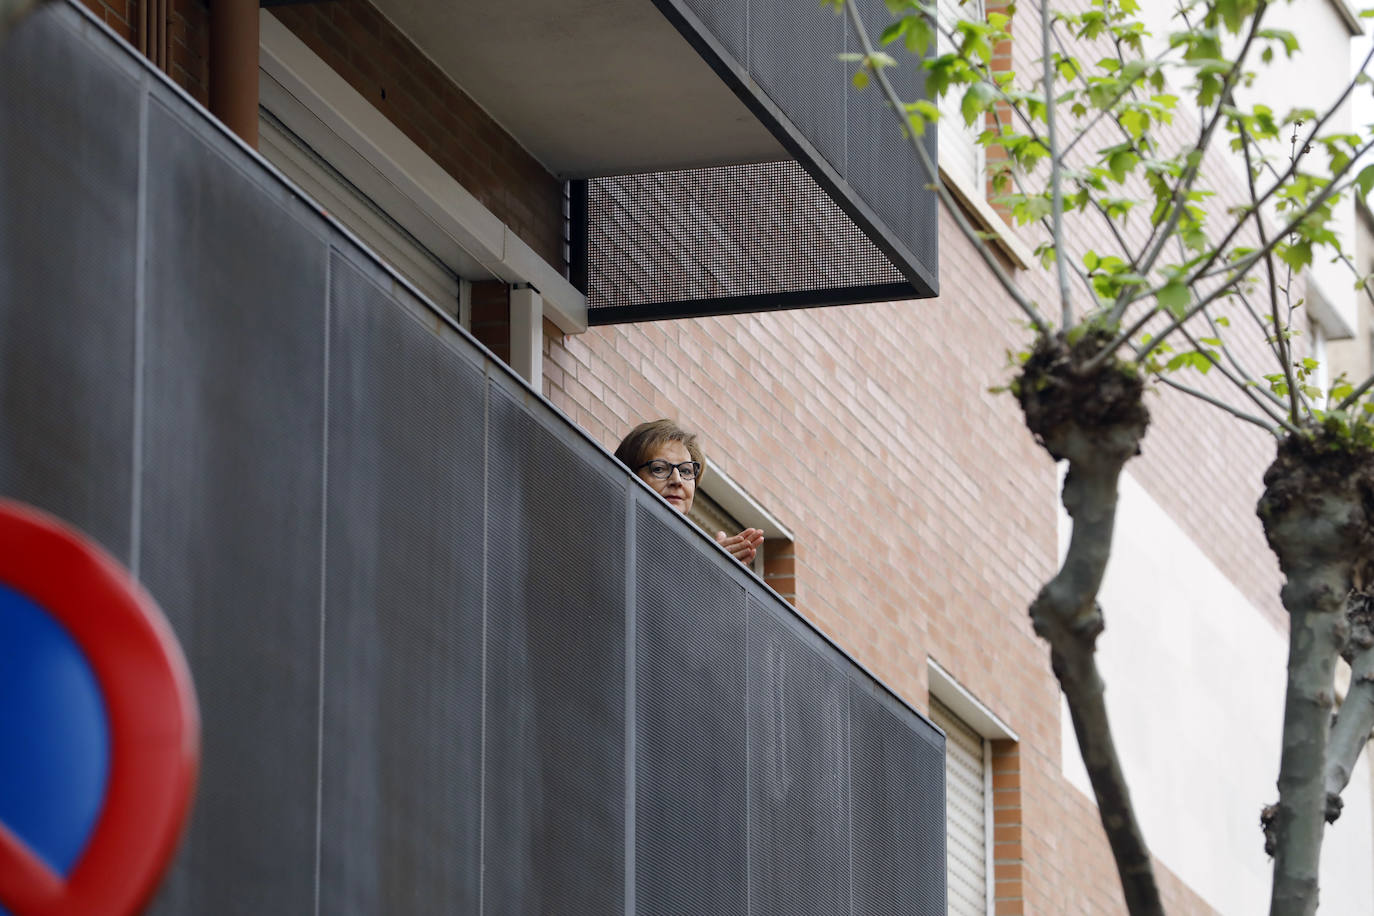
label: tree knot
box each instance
[1345,589,1374,662]
[1258,424,1374,576]
[1016,330,1150,467]
[1260,802,1279,857]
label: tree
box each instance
[828,0,1374,913]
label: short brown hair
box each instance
[614,419,707,482]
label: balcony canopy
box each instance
[371,0,940,321]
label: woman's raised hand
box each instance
[715,527,764,565]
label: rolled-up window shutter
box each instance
[931,696,988,916]
[936,0,987,193]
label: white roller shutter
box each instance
[257,101,461,313]
[937,0,987,193]
[931,696,989,916]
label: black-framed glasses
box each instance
[637,459,701,481]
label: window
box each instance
[933,0,1033,268]
[258,106,464,316]
[688,488,764,576]
[937,0,987,195]
[929,660,1021,916]
[930,696,990,915]
[690,463,794,600]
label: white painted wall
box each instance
[1247,1,1361,340]
[1059,470,1374,914]
[1133,1,1361,339]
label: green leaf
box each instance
[1157,280,1190,317]
[905,16,934,55]
[1357,163,1374,199]
[852,70,870,90]
[1108,149,1140,183]
[961,82,997,127]
[1277,240,1313,271]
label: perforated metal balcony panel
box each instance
[139,94,329,915]
[318,251,486,916]
[484,382,628,916]
[0,8,140,561]
[635,504,750,915]
[850,677,948,916]
[579,0,939,323]
[747,598,852,916]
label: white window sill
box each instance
[938,165,1035,271]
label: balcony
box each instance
[0,5,945,914]
[367,0,940,321]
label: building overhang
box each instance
[370,0,940,321]
[371,0,784,178]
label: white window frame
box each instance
[928,659,1018,916]
[257,105,464,315]
[256,9,587,347]
[933,0,1034,269]
[936,0,987,195]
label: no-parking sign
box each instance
[0,500,198,916]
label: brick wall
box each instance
[78,0,133,42]
[77,0,208,104]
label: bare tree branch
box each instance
[1185,39,1374,286]
[1325,591,1374,823]
[1200,305,1289,413]
[1336,374,1374,413]
[1091,141,1374,371]
[1126,3,1269,293]
[1157,375,1285,432]
[1044,1,1077,328]
[1172,321,1293,429]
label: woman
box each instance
[614,419,764,565]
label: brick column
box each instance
[991,739,1025,915]
[763,539,797,606]
[470,281,511,365]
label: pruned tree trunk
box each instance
[1018,332,1163,916]
[1258,432,1374,916]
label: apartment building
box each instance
[7,0,1374,911]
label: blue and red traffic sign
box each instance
[0,500,198,916]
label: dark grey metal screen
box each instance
[585,161,913,323]
[0,5,946,914]
[583,0,939,323]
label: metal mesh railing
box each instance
[580,0,941,324]
[587,160,912,322]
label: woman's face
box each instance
[637,440,696,514]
